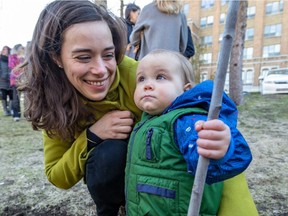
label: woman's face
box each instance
[60,21,117,101]
[1,47,9,56]
[130,10,140,24]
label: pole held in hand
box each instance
[187,1,240,215]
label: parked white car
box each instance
[259,68,288,95]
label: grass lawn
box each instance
[0,93,287,215]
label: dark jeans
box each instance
[12,86,21,118]
[86,139,127,216]
[1,88,13,101]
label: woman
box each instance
[19,1,141,215]
[130,0,188,60]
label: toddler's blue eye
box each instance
[138,76,145,82]
[156,74,166,80]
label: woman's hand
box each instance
[89,110,135,140]
[195,119,231,160]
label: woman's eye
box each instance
[103,52,115,60]
[76,56,91,62]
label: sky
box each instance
[0,0,148,50]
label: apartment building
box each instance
[183,0,288,88]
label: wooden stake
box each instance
[187,1,240,215]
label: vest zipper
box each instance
[146,128,153,160]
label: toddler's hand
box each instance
[195,119,231,160]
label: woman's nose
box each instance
[91,59,106,76]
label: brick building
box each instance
[183,0,288,89]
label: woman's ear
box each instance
[184,83,193,91]
[52,55,63,68]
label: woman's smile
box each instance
[85,76,109,86]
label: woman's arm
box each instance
[43,130,88,189]
[44,109,135,189]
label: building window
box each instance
[219,33,223,42]
[242,69,254,85]
[245,28,254,40]
[263,44,280,57]
[247,6,256,18]
[200,16,214,28]
[201,0,215,9]
[200,53,212,64]
[207,16,214,26]
[243,48,253,60]
[183,3,190,17]
[201,36,213,45]
[221,0,229,6]
[200,72,208,82]
[264,24,282,37]
[266,0,284,15]
[220,13,225,24]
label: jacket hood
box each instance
[163,80,238,127]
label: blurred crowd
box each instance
[0,42,29,121]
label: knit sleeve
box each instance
[129,3,151,46]
[179,13,188,53]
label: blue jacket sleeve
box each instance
[174,113,252,184]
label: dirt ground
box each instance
[0,93,287,216]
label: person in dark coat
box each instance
[9,44,25,121]
[0,46,13,116]
[124,3,141,59]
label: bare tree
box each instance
[94,0,107,8]
[191,43,207,84]
[229,0,248,105]
[120,0,124,18]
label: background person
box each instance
[124,3,141,60]
[8,43,25,121]
[0,45,13,116]
[129,0,188,60]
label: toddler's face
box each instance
[134,53,186,115]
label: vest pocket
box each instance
[136,175,179,215]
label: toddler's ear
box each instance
[184,83,193,91]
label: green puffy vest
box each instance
[125,108,223,216]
